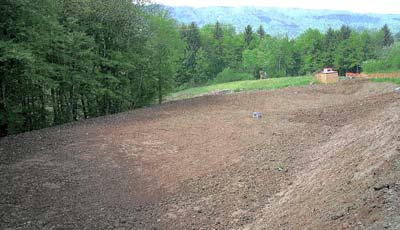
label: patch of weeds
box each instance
[347,203,358,212]
[276,163,285,172]
[393,159,400,170]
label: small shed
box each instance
[315,68,339,84]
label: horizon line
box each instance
[155,4,400,15]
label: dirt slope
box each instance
[1,79,399,229]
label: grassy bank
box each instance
[369,78,400,85]
[167,76,313,101]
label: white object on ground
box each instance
[253,112,263,118]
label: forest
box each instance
[1,0,399,136]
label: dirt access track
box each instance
[1,79,400,229]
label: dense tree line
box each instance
[0,1,397,136]
[0,0,183,136]
[177,22,396,85]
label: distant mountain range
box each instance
[164,6,400,37]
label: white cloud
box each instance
[154,0,400,14]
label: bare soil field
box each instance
[1,79,400,229]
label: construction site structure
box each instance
[315,68,339,84]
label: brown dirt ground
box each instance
[1,79,399,230]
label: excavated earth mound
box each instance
[1,79,399,229]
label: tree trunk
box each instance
[70,85,78,121]
[80,93,88,119]
[26,96,33,131]
[0,76,7,136]
[158,73,162,105]
[51,89,59,125]
[40,88,46,128]
[158,52,164,105]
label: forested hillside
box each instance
[1,1,399,136]
[166,6,400,37]
[0,0,184,136]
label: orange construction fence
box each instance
[346,72,400,79]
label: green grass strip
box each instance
[369,78,400,85]
[167,76,313,101]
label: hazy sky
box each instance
[154,0,400,14]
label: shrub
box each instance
[362,42,400,73]
[210,68,255,84]
[362,60,387,73]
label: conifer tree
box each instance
[244,25,254,46]
[257,25,266,39]
[381,24,394,47]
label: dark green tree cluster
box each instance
[242,24,396,77]
[362,41,400,73]
[177,22,397,85]
[176,22,244,86]
[0,0,183,136]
